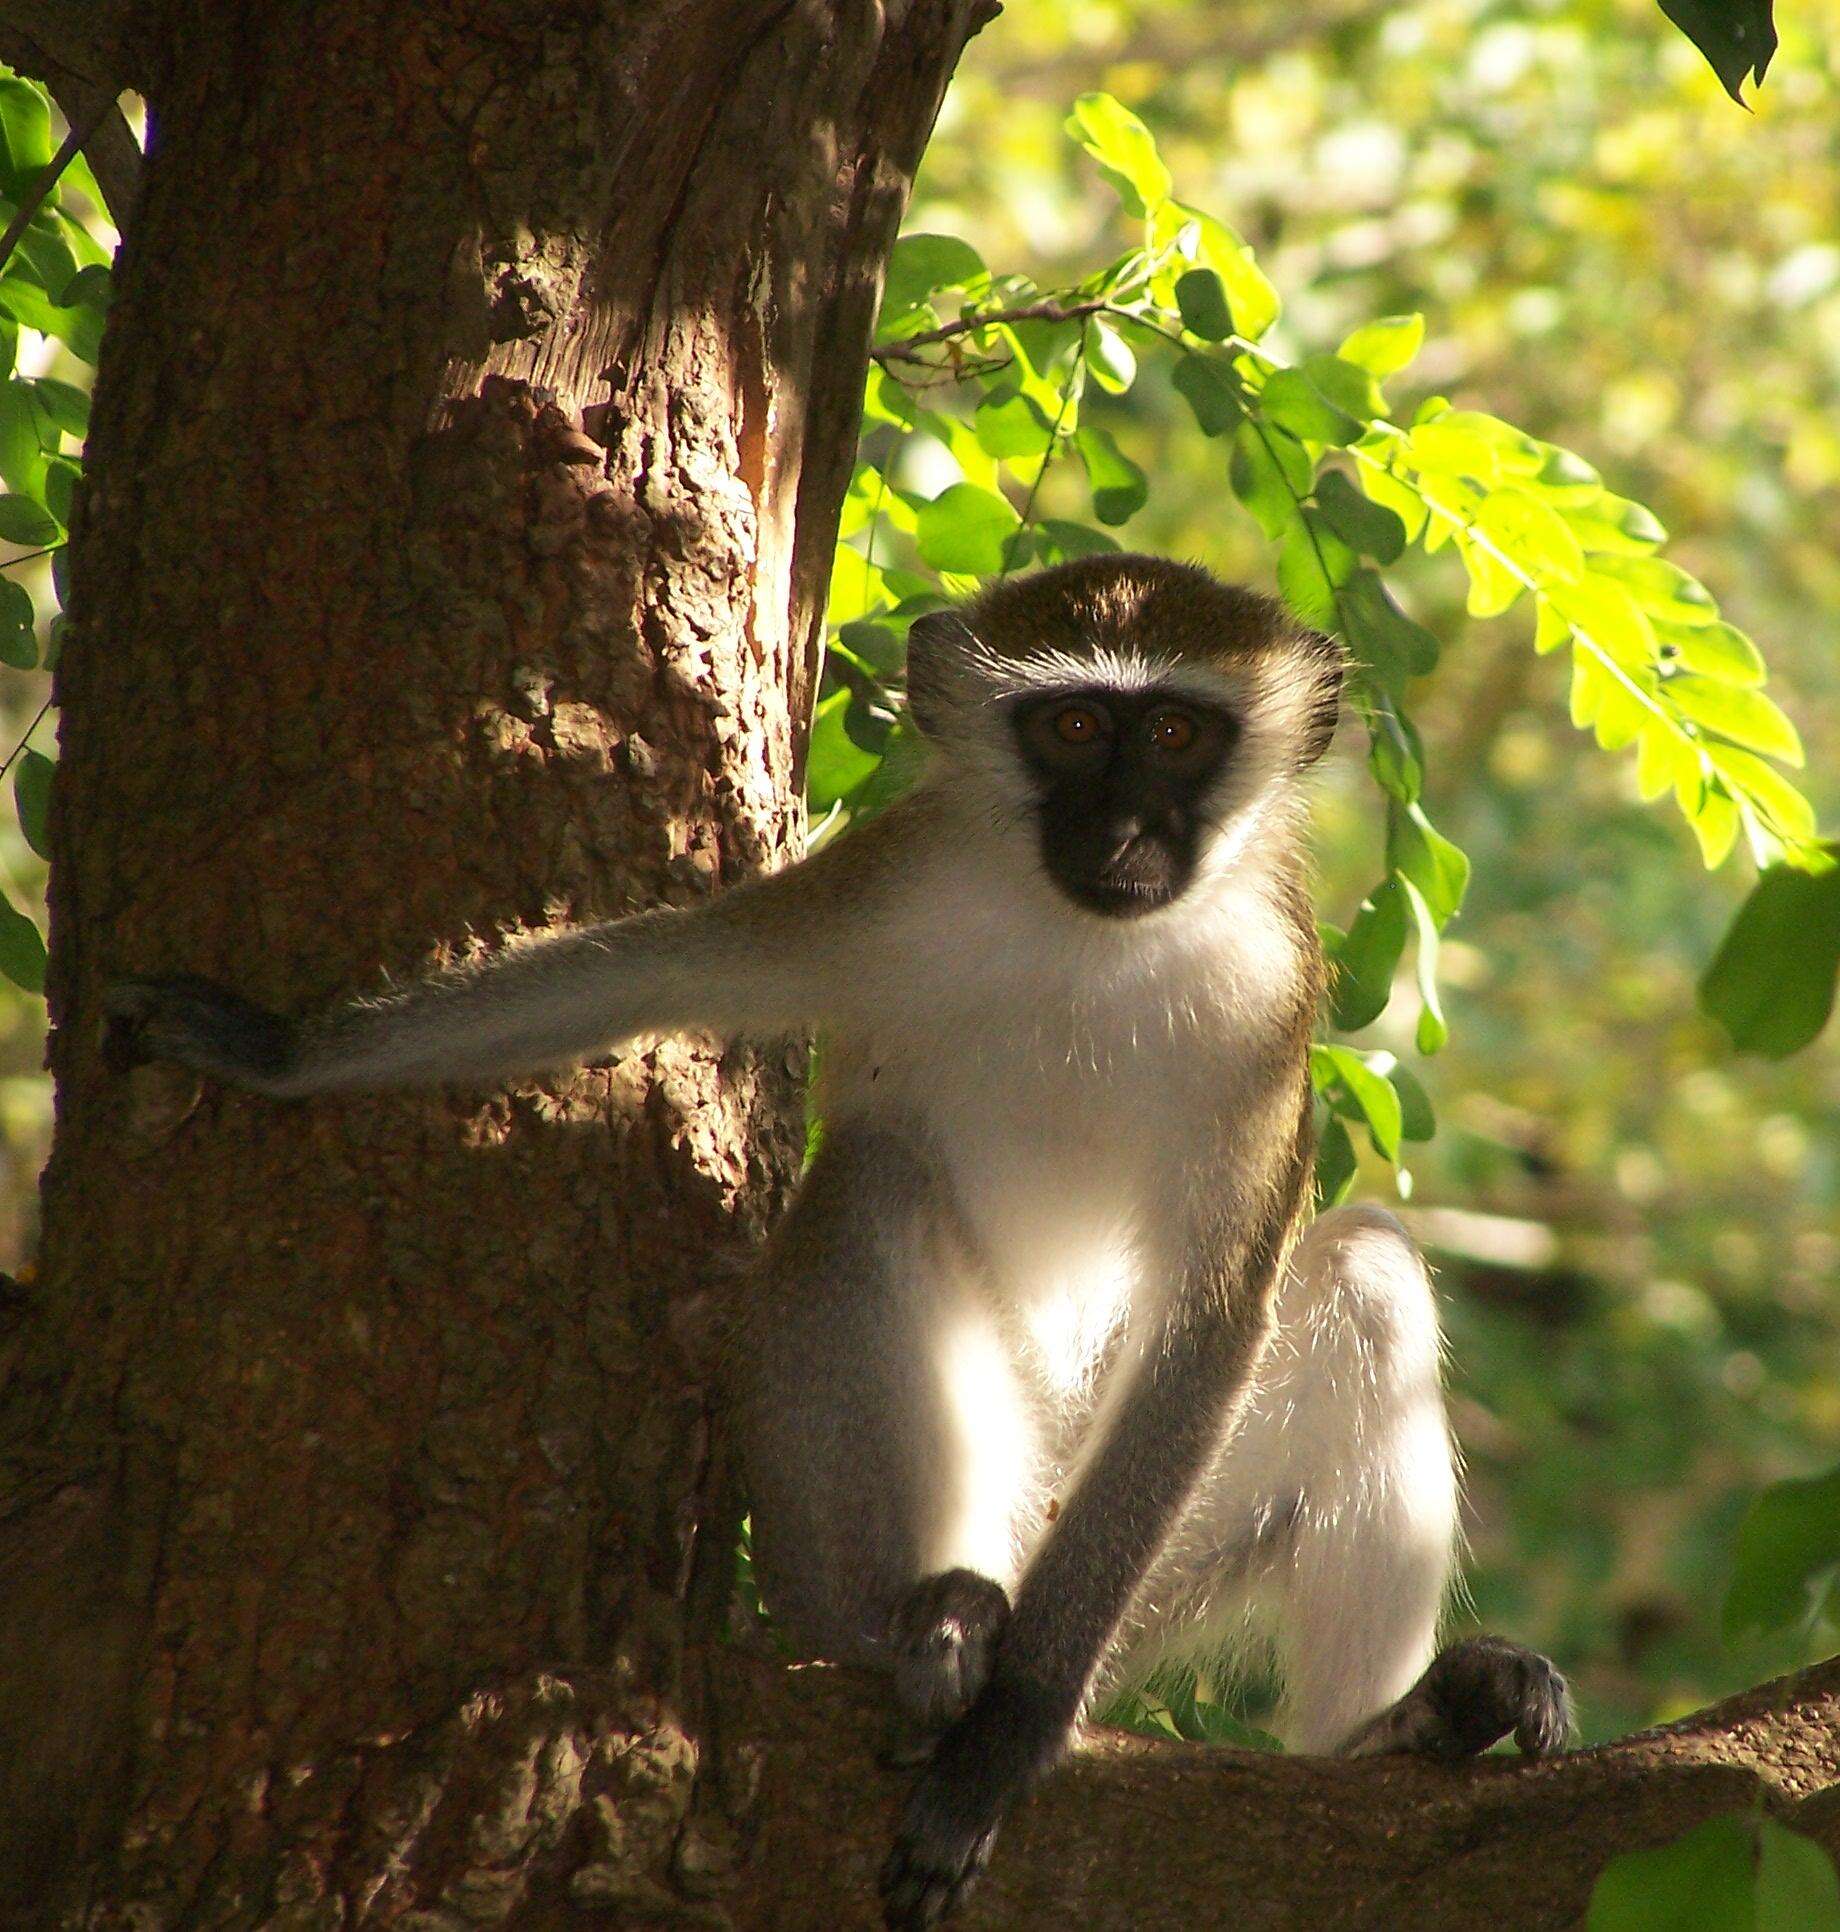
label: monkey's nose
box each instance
[1107,818,1145,861]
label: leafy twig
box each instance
[0,99,109,278]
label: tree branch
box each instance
[871,297,1112,365]
[706,1648,1840,1928]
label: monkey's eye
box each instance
[1147,710,1198,754]
[1053,703,1107,746]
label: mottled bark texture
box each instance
[4,3,1840,1930]
[0,1,987,1922]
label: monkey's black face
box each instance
[1011,686,1240,918]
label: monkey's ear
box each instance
[1296,628,1346,768]
[903,610,970,739]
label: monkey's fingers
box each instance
[103,975,300,1090]
[1343,1634,1572,1761]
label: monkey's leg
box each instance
[733,1120,1032,1731]
[1151,1205,1568,1757]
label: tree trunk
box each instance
[0,3,988,1922]
[3,5,1840,1929]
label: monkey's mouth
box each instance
[1064,848,1184,918]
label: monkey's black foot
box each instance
[888,1569,1010,1732]
[1341,1635,1572,1761]
[104,975,299,1092]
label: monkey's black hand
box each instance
[104,975,301,1093]
[878,1672,1069,1931]
[1344,1635,1572,1760]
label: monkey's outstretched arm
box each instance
[879,1126,1311,1930]
[105,822,902,1098]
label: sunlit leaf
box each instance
[1313,1043,1403,1161]
[1656,619,1765,687]
[879,233,986,331]
[914,482,1021,574]
[1084,314,1137,393]
[1668,676,1803,766]
[1277,510,1355,630]
[1066,92,1172,216]
[1261,367,1361,446]
[1336,313,1424,378]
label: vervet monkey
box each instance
[108,556,1568,1930]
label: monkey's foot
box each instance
[1341,1635,1572,1761]
[888,1569,1010,1732]
[104,975,299,1090]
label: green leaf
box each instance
[1562,490,1668,554]
[1336,313,1424,378]
[1657,0,1778,103]
[1314,1114,1358,1207]
[29,375,89,441]
[0,77,53,200]
[1367,720,1422,804]
[1724,1460,1840,1640]
[1033,518,1121,562]
[1084,315,1136,393]
[1389,1061,1436,1142]
[1261,367,1361,447]
[1389,802,1469,927]
[1276,511,1354,631]
[973,385,1054,461]
[1705,746,1817,842]
[1314,1044,1403,1162]
[1758,1816,1840,1929]
[1171,355,1243,436]
[1355,459,1428,543]
[879,233,986,330]
[1475,486,1585,584]
[0,882,44,993]
[1229,422,1310,539]
[1549,575,1657,671]
[13,747,50,859]
[1066,92,1172,216]
[1155,202,1281,339]
[1592,553,1718,625]
[1656,618,1766,686]
[1330,877,1408,1031]
[1457,533,1524,619]
[1174,269,1233,342]
[1315,469,1405,563]
[1668,676,1804,766]
[1398,873,1450,1053]
[1339,570,1440,695]
[806,688,883,813]
[0,574,33,669]
[1700,852,1840,1058]
[1586,1815,1762,1932]
[1408,410,1544,483]
[914,482,1020,575]
[1073,425,1148,526]
[0,492,57,547]
[1300,353,1386,427]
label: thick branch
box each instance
[710,1650,1840,1928]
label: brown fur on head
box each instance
[905,554,1345,772]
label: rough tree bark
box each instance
[0,5,1836,1931]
